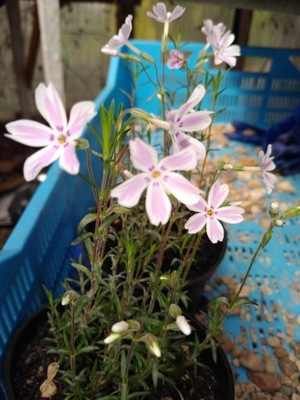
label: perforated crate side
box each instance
[125,40,300,130]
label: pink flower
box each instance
[101,15,132,53]
[110,138,201,226]
[258,144,277,194]
[185,181,244,243]
[166,85,212,159]
[5,83,96,181]
[201,19,226,44]
[212,30,241,68]
[167,49,185,69]
[201,19,240,68]
[147,2,185,23]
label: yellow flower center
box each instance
[58,135,66,144]
[207,209,214,216]
[152,171,161,179]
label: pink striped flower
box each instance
[259,144,277,194]
[110,138,201,226]
[5,83,96,181]
[166,85,212,159]
[185,181,244,243]
[201,19,240,68]
[147,2,185,24]
[101,15,133,54]
[167,49,185,69]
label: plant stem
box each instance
[70,301,76,380]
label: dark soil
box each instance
[6,313,228,400]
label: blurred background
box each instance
[1,0,300,121]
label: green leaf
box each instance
[76,345,99,355]
[231,298,259,308]
[77,213,97,234]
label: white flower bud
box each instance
[143,334,161,358]
[111,321,129,333]
[223,163,233,170]
[274,218,284,227]
[104,333,121,344]
[176,315,192,336]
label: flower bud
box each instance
[282,205,300,219]
[274,218,284,227]
[104,333,122,344]
[111,321,129,333]
[269,201,279,217]
[61,290,78,306]
[169,303,181,319]
[142,334,161,358]
[176,315,192,336]
[128,319,141,331]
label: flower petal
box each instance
[59,142,80,175]
[187,196,208,212]
[168,5,186,22]
[146,181,171,225]
[208,181,229,209]
[161,172,200,205]
[180,111,212,132]
[206,217,224,243]
[159,146,197,171]
[35,83,67,132]
[110,173,149,207]
[216,205,244,224]
[184,213,207,234]
[129,138,158,172]
[261,171,277,194]
[67,101,96,139]
[5,120,54,147]
[177,85,206,119]
[23,146,59,181]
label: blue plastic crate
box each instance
[0,40,299,392]
[125,40,300,130]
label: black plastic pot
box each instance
[184,230,228,312]
[3,307,234,400]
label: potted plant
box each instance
[3,2,300,399]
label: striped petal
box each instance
[146,181,171,226]
[5,120,54,147]
[67,101,96,139]
[59,141,80,175]
[129,138,158,172]
[184,213,206,234]
[35,83,67,132]
[177,85,206,119]
[110,173,149,207]
[216,206,244,224]
[208,181,229,209]
[159,146,197,171]
[23,146,59,181]
[180,111,212,132]
[161,172,200,205]
[206,217,224,243]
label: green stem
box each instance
[70,302,76,380]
